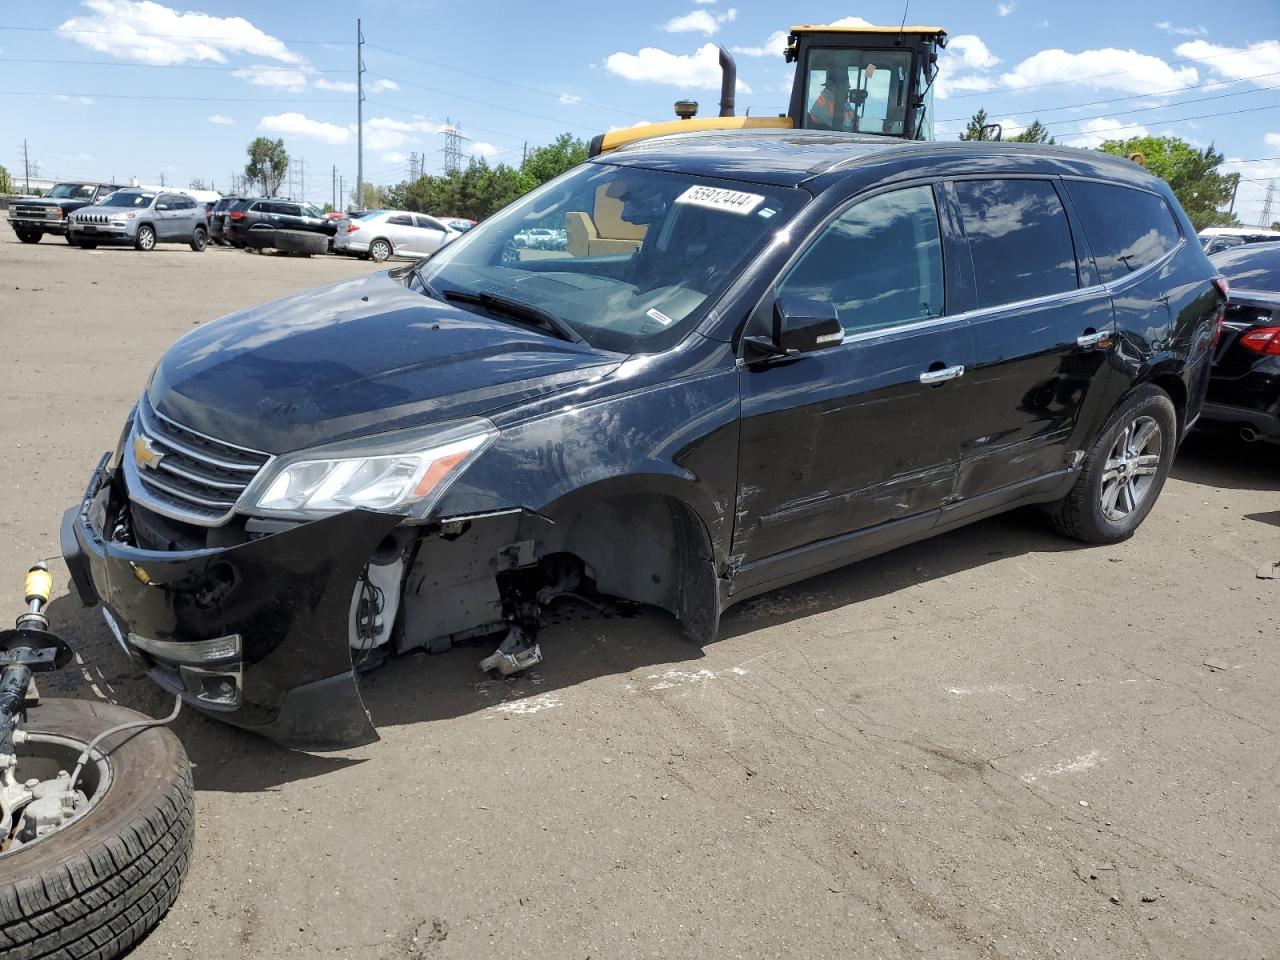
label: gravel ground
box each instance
[1,217,1278,959]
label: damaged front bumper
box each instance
[61,454,402,751]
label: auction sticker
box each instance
[675,185,765,215]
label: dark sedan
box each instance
[1204,242,1280,442]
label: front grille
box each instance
[13,205,51,220]
[77,212,113,225]
[126,397,271,527]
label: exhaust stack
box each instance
[718,45,736,117]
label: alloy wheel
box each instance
[137,226,156,250]
[1100,415,1162,522]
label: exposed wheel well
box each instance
[1146,373,1187,435]
[545,493,719,644]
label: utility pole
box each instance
[356,18,365,211]
[339,174,345,210]
[159,172,166,187]
[332,164,337,210]
[1227,173,1240,216]
[21,139,30,193]
[522,141,528,165]
[298,156,306,204]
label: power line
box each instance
[1043,99,1280,139]
[365,73,599,131]
[940,68,1280,123]
[0,56,350,73]
[0,23,350,44]
[364,42,649,119]
[945,39,1280,100]
[0,89,346,103]
[363,98,540,148]
[1033,81,1280,132]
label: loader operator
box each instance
[807,52,857,132]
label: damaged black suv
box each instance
[63,131,1223,750]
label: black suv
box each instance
[225,197,336,253]
[208,196,245,246]
[62,132,1222,749]
[8,181,122,243]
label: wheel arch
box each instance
[370,236,394,257]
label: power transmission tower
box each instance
[441,119,468,174]
[356,18,365,210]
[407,152,421,180]
[1261,179,1277,227]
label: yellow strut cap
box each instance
[25,564,53,604]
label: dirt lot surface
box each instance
[2,218,1278,959]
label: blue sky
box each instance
[3,0,1279,222]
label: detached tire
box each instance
[242,229,276,251]
[0,699,194,960]
[1049,384,1177,545]
[273,230,327,256]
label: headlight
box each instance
[241,419,497,520]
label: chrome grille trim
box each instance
[125,397,272,527]
[12,205,51,219]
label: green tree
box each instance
[960,109,1054,143]
[1097,135,1238,230]
[520,133,589,187]
[0,164,12,194]
[244,137,289,197]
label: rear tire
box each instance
[1049,385,1177,545]
[189,226,208,252]
[0,699,193,960]
[369,238,393,262]
[15,230,41,244]
[134,224,156,251]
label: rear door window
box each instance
[1064,180,1182,283]
[954,179,1079,309]
[778,184,945,335]
[387,214,414,227]
[414,215,443,231]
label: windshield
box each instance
[98,191,154,209]
[803,47,914,136]
[47,183,97,200]
[414,162,805,352]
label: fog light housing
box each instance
[127,632,241,664]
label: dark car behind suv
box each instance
[209,196,246,246]
[62,132,1223,749]
[1203,242,1280,442]
[225,197,336,253]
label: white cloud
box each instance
[663,7,737,36]
[604,42,751,92]
[233,65,309,92]
[361,115,448,151]
[1156,21,1206,37]
[313,76,396,94]
[1062,117,1148,149]
[949,35,1001,70]
[997,2,1016,15]
[51,94,94,105]
[693,0,716,4]
[1001,48,1198,95]
[828,16,874,28]
[558,92,581,104]
[58,0,302,66]
[731,29,788,59]
[258,112,350,145]
[381,151,406,163]
[1265,132,1280,148]
[468,142,499,160]
[207,114,234,125]
[1174,39,1280,87]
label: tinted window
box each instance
[414,215,443,231]
[387,214,414,227]
[778,185,945,335]
[277,203,301,217]
[955,179,1078,308]
[1066,180,1181,283]
[1212,243,1280,292]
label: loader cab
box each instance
[786,25,945,140]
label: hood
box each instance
[149,271,621,453]
[72,203,145,217]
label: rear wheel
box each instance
[1049,385,1177,544]
[369,238,393,262]
[134,224,156,251]
[189,225,208,252]
[0,699,193,960]
[15,229,41,244]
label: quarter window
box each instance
[777,185,945,335]
[1064,180,1181,283]
[955,179,1079,308]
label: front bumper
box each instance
[8,216,68,234]
[62,455,402,750]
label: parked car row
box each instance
[8,181,472,261]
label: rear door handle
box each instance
[1077,330,1112,349]
[919,364,965,385]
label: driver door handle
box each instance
[1077,329,1112,349]
[919,364,965,385]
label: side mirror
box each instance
[744,296,844,361]
[155,203,169,211]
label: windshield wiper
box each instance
[442,289,583,343]
[409,262,443,301]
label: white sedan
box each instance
[333,210,461,261]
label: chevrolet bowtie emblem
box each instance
[132,434,165,471]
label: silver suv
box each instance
[67,190,208,252]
